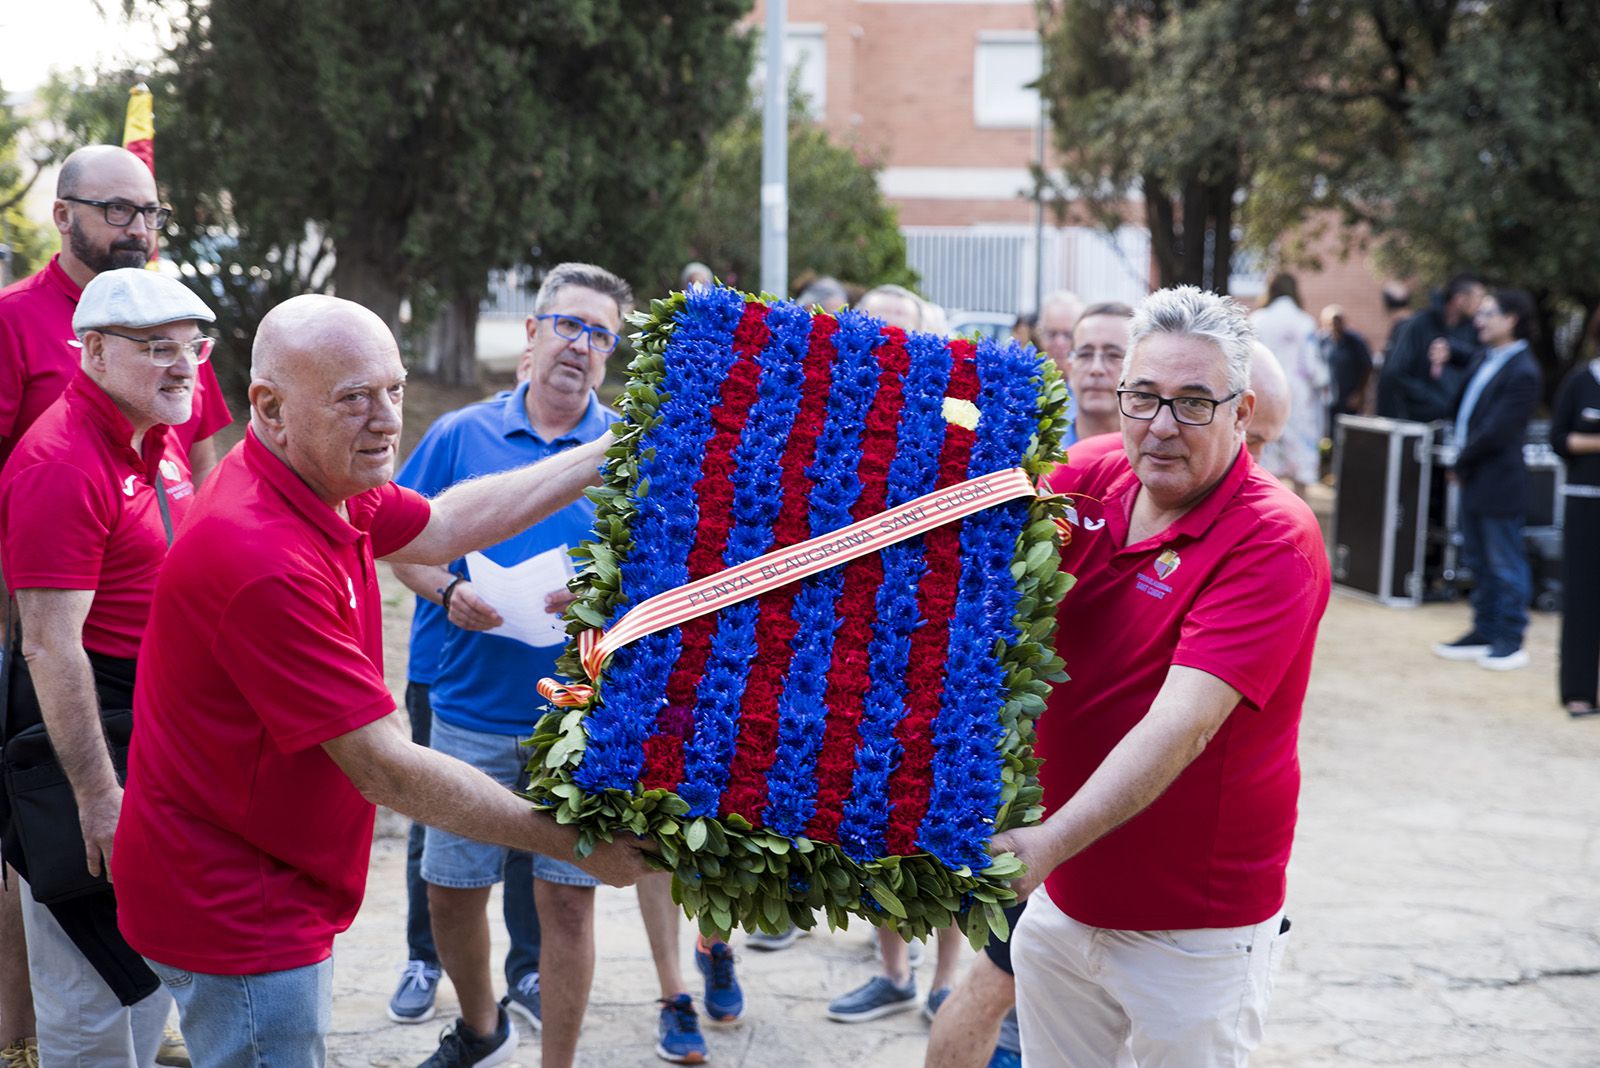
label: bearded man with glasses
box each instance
[0,146,232,485]
[0,269,219,1065]
[991,286,1331,1067]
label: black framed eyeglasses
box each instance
[1070,345,1125,365]
[535,313,620,354]
[1117,388,1241,426]
[75,329,215,367]
[62,197,172,229]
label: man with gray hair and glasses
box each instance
[993,286,1331,1065]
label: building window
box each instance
[974,32,1041,128]
[752,24,827,119]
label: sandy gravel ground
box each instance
[314,558,1600,1066]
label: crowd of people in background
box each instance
[0,143,1594,1068]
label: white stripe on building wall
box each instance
[878,167,1036,201]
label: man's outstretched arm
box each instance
[990,665,1242,899]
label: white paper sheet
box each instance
[464,545,576,648]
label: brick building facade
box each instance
[749,0,1402,343]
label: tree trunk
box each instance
[332,246,405,339]
[1178,178,1209,288]
[1145,174,1182,287]
[1209,178,1237,295]
[424,291,481,387]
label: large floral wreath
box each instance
[526,285,1071,946]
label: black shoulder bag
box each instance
[0,467,171,903]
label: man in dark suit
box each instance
[1377,273,1485,422]
[1432,288,1543,670]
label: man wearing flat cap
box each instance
[0,148,232,1058]
[0,268,218,1064]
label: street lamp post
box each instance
[760,0,789,299]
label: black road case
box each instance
[1331,416,1435,606]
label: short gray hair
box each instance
[859,284,924,330]
[533,263,634,319]
[1128,286,1254,395]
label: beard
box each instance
[69,218,150,273]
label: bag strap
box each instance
[0,594,15,747]
[152,468,174,546]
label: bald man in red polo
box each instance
[114,296,650,1066]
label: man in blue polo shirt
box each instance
[387,361,542,1028]
[392,264,740,1068]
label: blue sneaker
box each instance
[695,940,744,1022]
[501,972,541,1031]
[655,994,708,1064]
[987,1048,1022,1068]
[923,985,952,1022]
[826,975,917,1023]
[388,959,442,1024]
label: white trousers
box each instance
[1012,887,1287,1068]
[18,877,170,1067]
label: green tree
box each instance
[150,0,753,384]
[1035,0,1413,292]
[1361,1,1600,366]
[681,97,918,295]
[0,82,57,284]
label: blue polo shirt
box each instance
[397,390,509,686]
[396,384,617,734]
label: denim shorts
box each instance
[422,715,597,889]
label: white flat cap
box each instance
[73,268,216,339]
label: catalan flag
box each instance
[122,83,158,265]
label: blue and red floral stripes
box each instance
[576,294,1046,870]
[574,285,745,793]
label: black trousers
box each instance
[1560,496,1600,705]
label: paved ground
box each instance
[318,480,1600,1067]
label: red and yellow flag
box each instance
[122,83,158,265]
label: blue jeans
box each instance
[1459,508,1530,648]
[144,955,332,1068]
[405,683,540,981]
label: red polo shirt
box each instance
[0,373,193,659]
[1040,445,1330,930]
[115,429,430,974]
[0,255,232,473]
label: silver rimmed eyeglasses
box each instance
[73,329,215,367]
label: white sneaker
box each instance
[1479,647,1529,671]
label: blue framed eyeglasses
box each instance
[535,314,620,354]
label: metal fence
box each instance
[481,267,541,318]
[902,224,1154,315]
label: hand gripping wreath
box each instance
[526,285,1072,947]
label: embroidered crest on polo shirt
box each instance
[1135,549,1182,600]
[122,475,138,497]
[159,459,182,482]
[346,576,357,610]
